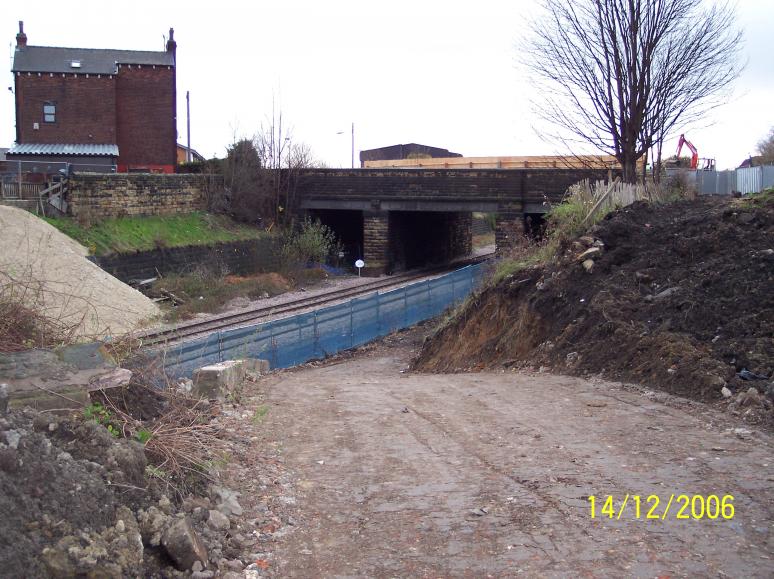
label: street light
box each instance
[336,122,355,168]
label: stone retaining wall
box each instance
[68,173,221,219]
[89,238,281,283]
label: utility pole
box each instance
[186,91,191,162]
[337,124,356,168]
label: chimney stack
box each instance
[166,27,176,54]
[16,21,27,48]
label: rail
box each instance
[158,260,489,378]
[140,253,493,348]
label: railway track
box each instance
[138,253,493,347]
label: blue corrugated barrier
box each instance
[161,262,487,378]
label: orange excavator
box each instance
[676,134,715,171]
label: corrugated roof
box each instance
[13,46,174,74]
[8,143,119,156]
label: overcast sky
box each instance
[3,0,773,170]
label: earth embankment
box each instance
[414,195,773,416]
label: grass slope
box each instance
[44,212,265,255]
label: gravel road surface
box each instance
[245,331,774,578]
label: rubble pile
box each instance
[0,386,290,577]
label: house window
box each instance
[43,103,56,123]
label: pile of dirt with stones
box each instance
[0,382,264,578]
[414,194,773,425]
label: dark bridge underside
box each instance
[296,168,612,275]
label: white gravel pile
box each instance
[0,206,160,339]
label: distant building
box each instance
[737,156,764,169]
[7,21,177,173]
[360,143,462,167]
[176,143,205,164]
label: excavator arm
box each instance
[676,134,699,170]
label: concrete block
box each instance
[9,385,91,411]
[192,360,246,399]
[239,358,270,375]
[1,344,130,412]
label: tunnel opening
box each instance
[388,211,472,272]
[308,209,364,269]
[524,213,547,240]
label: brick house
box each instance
[8,22,177,173]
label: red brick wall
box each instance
[14,73,117,144]
[115,65,176,168]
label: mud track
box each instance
[248,331,774,577]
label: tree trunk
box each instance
[654,137,664,184]
[620,154,639,184]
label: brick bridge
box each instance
[295,168,611,275]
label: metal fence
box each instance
[679,165,774,196]
[735,166,774,195]
[695,170,735,195]
[0,160,117,191]
[161,263,487,378]
[1,181,44,199]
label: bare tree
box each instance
[757,127,774,165]
[220,103,322,225]
[289,142,322,170]
[522,0,743,182]
[252,105,323,225]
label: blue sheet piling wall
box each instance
[162,263,487,378]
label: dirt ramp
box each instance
[414,195,774,408]
[0,206,159,339]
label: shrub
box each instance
[661,171,697,201]
[488,178,660,286]
[281,218,341,270]
[0,277,80,351]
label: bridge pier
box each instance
[494,201,524,253]
[495,201,524,253]
[362,210,391,275]
[361,210,473,276]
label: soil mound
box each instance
[0,408,150,577]
[414,195,773,417]
[0,206,159,339]
[0,389,255,577]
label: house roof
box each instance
[176,143,205,162]
[737,155,764,169]
[8,143,119,156]
[13,46,174,75]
